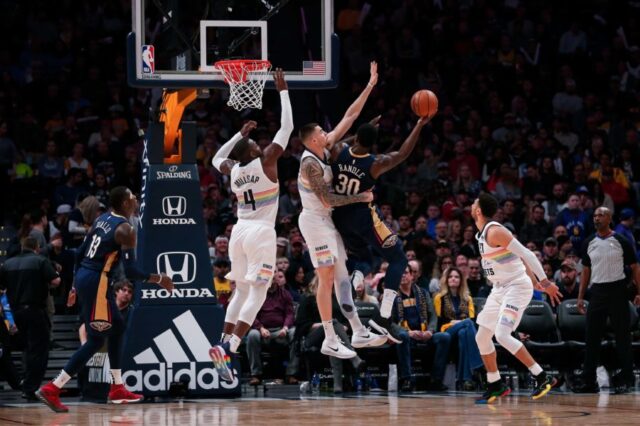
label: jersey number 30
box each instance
[335,174,361,196]
[87,234,101,258]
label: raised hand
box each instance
[369,115,382,128]
[273,68,288,92]
[368,61,378,87]
[159,273,175,292]
[240,120,258,137]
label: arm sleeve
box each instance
[211,131,243,171]
[122,248,151,281]
[272,91,293,150]
[506,238,546,281]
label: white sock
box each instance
[529,363,543,376]
[487,371,501,384]
[53,370,71,389]
[322,320,337,342]
[221,332,231,343]
[348,317,365,335]
[111,369,123,385]
[351,270,364,290]
[380,289,398,319]
[229,335,242,353]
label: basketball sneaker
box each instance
[320,338,356,359]
[475,380,511,404]
[368,315,402,344]
[351,327,387,348]
[36,382,68,413]
[530,372,557,400]
[209,343,235,382]
[108,384,143,404]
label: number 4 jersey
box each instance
[230,158,279,224]
[80,212,129,273]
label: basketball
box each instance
[411,90,438,119]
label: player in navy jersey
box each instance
[331,117,428,341]
[36,187,174,413]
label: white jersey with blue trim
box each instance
[476,221,527,287]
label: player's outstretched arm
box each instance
[326,61,378,149]
[116,222,174,291]
[211,121,257,175]
[300,157,373,207]
[263,69,294,169]
[370,117,428,179]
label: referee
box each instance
[575,207,640,394]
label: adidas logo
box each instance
[123,310,238,391]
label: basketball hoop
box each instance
[214,59,272,111]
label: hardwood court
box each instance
[1,389,640,425]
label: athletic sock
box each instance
[111,369,123,385]
[220,332,231,344]
[380,289,398,319]
[53,370,71,389]
[322,320,337,342]
[351,270,364,290]
[229,335,242,353]
[487,371,501,384]
[529,363,543,377]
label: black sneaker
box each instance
[427,380,448,392]
[475,380,511,404]
[399,378,414,393]
[368,315,402,344]
[572,381,599,394]
[530,372,557,400]
[613,384,631,395]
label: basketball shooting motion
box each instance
[36,187,174,412]
[297,61,387,360]
[208,69,294,381]
[471,193,562,404]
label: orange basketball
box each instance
[410,90,438,119]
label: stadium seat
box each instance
[516,300,566,372]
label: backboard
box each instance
[128,0,338,89]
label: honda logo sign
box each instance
[156,252,197,284]
[162,196,186,217]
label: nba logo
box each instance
[142,45,155,74]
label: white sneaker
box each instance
[351,328,387,348]
[321,339,357,359]
[351,270,364,290]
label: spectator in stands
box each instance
[54,168,85,209]
[556,259,581,301]
[276,237,289,258]
[429,255,453,294]
[614,209,638,260]
[459,225,479,259]
[520,204,551,247]
[542,237,561,271]
[38,141,65,183]
[49,204,72,245]
[555,193,591,251]
[64,143,93,179]
[467,258,490,297]
[295,278,365,393]
[449,140,480,180]
[355,281,379,307]
[455,254,469,279]
[288,235,312,274]
[392,266,451,392]
[542,183,567,224]
[68,195,100,248]
[409,260,430,292]
[213,258,232,308]
[0,237,60,400]
[433,267,483,390]
[278,179,302,222]
[246,279,298,386]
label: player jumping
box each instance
[298,61,387,360]
[471,193,561,404]
[331,117,429,344]
[208,69,295,381]
[36,187,174,412]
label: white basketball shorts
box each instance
[226,220,276,285]
[298,211,346,268]
[476,276,534,332]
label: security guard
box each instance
[0,236,60,399]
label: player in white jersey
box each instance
[208,70,293,381]
[297,61,387,359]
[471,193,562,404]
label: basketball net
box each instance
[214,60,272,111]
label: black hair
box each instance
[299,122,319,142]
[229,138,251,161]
[114,280,134,292]
[478,193,498,218]
[356,123,378,148]
[30,209,46,224]
[21,236,39,251]
[109,186,131,211]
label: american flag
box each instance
[302,61,326,75]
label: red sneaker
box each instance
[108,384,143,404]
[36,382,69,413]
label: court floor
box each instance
[1,387,640,425]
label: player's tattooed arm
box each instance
[301,157,373,207]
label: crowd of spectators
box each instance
[1,0,640,390]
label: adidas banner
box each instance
[122,306,240,396]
